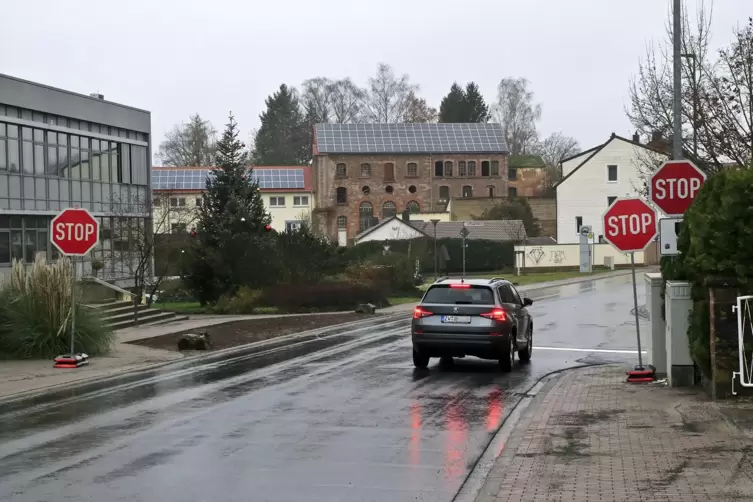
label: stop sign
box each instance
[649,160,706,216]
[602,198,658,252]
[51,208,100,256]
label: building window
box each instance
[406,201,420,213]
[285,220,303,232]
[362,185,370,195]
[0,215,49,264]
[439,185,450,200]
[607,196,617,206]
[458,161,467,176]
[170,197,178,207]
[154,197,161,207]
[576,216,583,233]
[462,185,473,198]
[336,187,347,204]
[607,165,618,182]
[385,185,394,194]
[178,197,186,206]
[468,161,477,176]
[384,162,395,181]
[408,185,417,193]
[360,163,371,177]
[488,185,495,197]
[407,162,418,177]
[293,195,309,207]
[434,160,443,177]
[337,216,347,228]
[481,161,491,176]
[444,161,453,177]
[270,196,285,207]
[195,198,202,207]
[336,163,347,177]
[359,202,374,232]
[508,168,517,180]
[491,161,500,176]
[508,187,518,197]
[383,201,397,219]
[171,223,187,233]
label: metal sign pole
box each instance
[70,257,76,355]
[462,234,466,279]
[630,252,644,368]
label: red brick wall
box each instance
[313,153,509,241]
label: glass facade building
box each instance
[0,74,152,286]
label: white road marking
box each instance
[534,346,647,354]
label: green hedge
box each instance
[666,167,753,378]
[344,237,515,273]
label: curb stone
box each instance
[453,363,612,502]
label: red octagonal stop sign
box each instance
[51,208,100,256]
[650,160,706,216]
[602,198,658,253]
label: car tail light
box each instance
[480,308,507,321]
[450,284,471,288]
[413,307,433,319]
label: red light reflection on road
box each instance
[445,401,468,479]
[409,403,421,466]
[486,387,504,431]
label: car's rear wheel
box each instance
[413,348,430,369]
[498,334,515,372]
[519,328,532,363]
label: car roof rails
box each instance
[489,277,506,283]
[435,276,450,283]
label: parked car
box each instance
[411,277,533,372]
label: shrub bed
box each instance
[259,282,389,313]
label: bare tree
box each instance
[534,132,581,189]
[330,78,366,124]
[402,91,438,123]
[630,146,670,199]
[492,78,542,155]
[626,1,721,170]
[700,17,753,168]
[300,77,333,124]
[157,114,217,166]
[364,63,418,123]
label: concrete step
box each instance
[87,300,133,312]
[102,307,161,324]
[138,315,190,328]
[107,310,182,331]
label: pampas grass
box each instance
[0,256,114,359]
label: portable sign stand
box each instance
[50,208,100,369]
[459,224,469,283]
[601,198,658,383]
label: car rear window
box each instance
[422,285,495,305]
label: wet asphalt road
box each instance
[0,274,648,502]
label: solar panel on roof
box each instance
[151,168,305,190]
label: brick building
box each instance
[311,123,509,245]
[507,155,548,197]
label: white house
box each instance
[555,133,668,244]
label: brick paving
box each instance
[476,365,753,502]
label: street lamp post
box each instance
[681,52,699,157]
[430,219,440,281]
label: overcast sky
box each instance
[2,0,748,158]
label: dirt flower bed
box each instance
[127,313,376,352]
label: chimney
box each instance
[89,93,104,100]
[651,130,663,143]
[632,132,640,144]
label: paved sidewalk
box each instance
[476,365,753,502]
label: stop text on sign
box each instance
[54,222,96,242]
[606,213,653,237]
[653,177,702,201]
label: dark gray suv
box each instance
[411,277,534,372]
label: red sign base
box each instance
[53,353,90,369]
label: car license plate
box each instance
[441,315,471,324]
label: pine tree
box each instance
[182,113,273,304]
[438,83,466,123]
[464,82,490,123]
[253,84,310,165]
